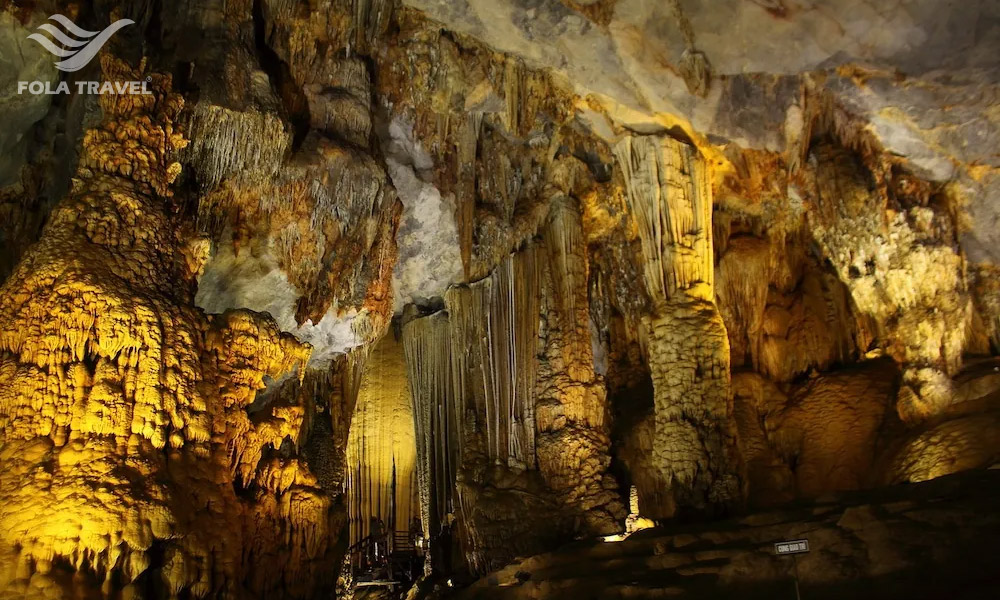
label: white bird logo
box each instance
[27,14,134,73]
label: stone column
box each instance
[535,196,626,533]
[614,135,742,513]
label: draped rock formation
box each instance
[345,335,417,545]
[404,248,562,573]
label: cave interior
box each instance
[0,0,999,599]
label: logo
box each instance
[18,14,150,96]
[27,14,134,73]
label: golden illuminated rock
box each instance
[801,142,974,422]
[345,334,417,545]
[0,58,333,599]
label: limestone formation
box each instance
[345,334,417,545]
[614,134,742,514]
[0,58,334,599]
[1,0,998,597]
[800,141,973,422]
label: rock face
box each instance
[0,9,58,187]
[454,469,1000,600]
[0,0,998,598]
[0,58,334,599]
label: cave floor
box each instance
[445,469,1000,600]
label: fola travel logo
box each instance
[17,14,151,96]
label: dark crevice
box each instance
[252,0,311,151]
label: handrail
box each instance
[347,529,419,585]
[347,532,382,554]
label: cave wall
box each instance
[0,56,337,599]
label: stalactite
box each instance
[445,280,490,439]
[613,134,742,513]
[545,196,585,358]
[713,180,877,384]
[408,245,567,570]
[183,105,290,189]
[353,0,395,52]
[455,112,482,280]
[492,247,541,466]
[186,19,402,337]
[543,195,597,392]
[503,59,523,136]
[759,265,873,382]
[442,281,493,565]
[344,335,416,546]
[402,312,461,544]
[614,135,715,303]
[445,246,541,468]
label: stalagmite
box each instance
[1,1,998,597]
[0,58,335,600]
[614,134,742,513]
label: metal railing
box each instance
[347,530,420,586]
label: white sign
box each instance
[774,539,809,555]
